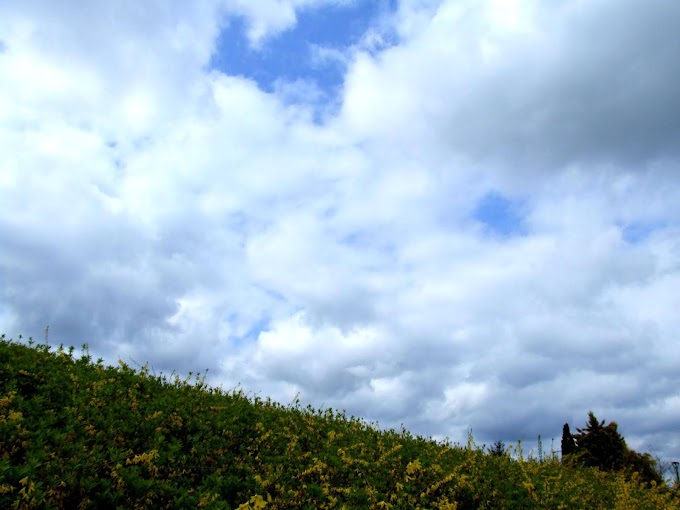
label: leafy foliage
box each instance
[1,335,677,509]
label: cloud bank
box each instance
[2,0,679,460]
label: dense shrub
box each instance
[1,335,677,509]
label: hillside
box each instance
[1,335,677,509]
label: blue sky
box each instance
[211,1,396,95]
[2,0,680,464]
[620,221,666,244]
[473,191,526,237]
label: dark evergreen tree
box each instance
[565,411,662,486]
[573,412,626,471]
[561,423,575,457]
[488,440,506,456]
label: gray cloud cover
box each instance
[1,0,679,462]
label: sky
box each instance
[1,0,680,463]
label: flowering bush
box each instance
[1,335,677,509]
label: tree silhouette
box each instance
[561,423,575,457]
[488,440,506,457]
[573,412,627,471]
[564,412,662,486]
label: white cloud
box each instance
[339,0,680,174]
[2,0,680,462]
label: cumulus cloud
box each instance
[340,0,680,173]
[1,0,680,462]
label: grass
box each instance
[1,334,678,509]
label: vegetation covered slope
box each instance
[0,335,677,509]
